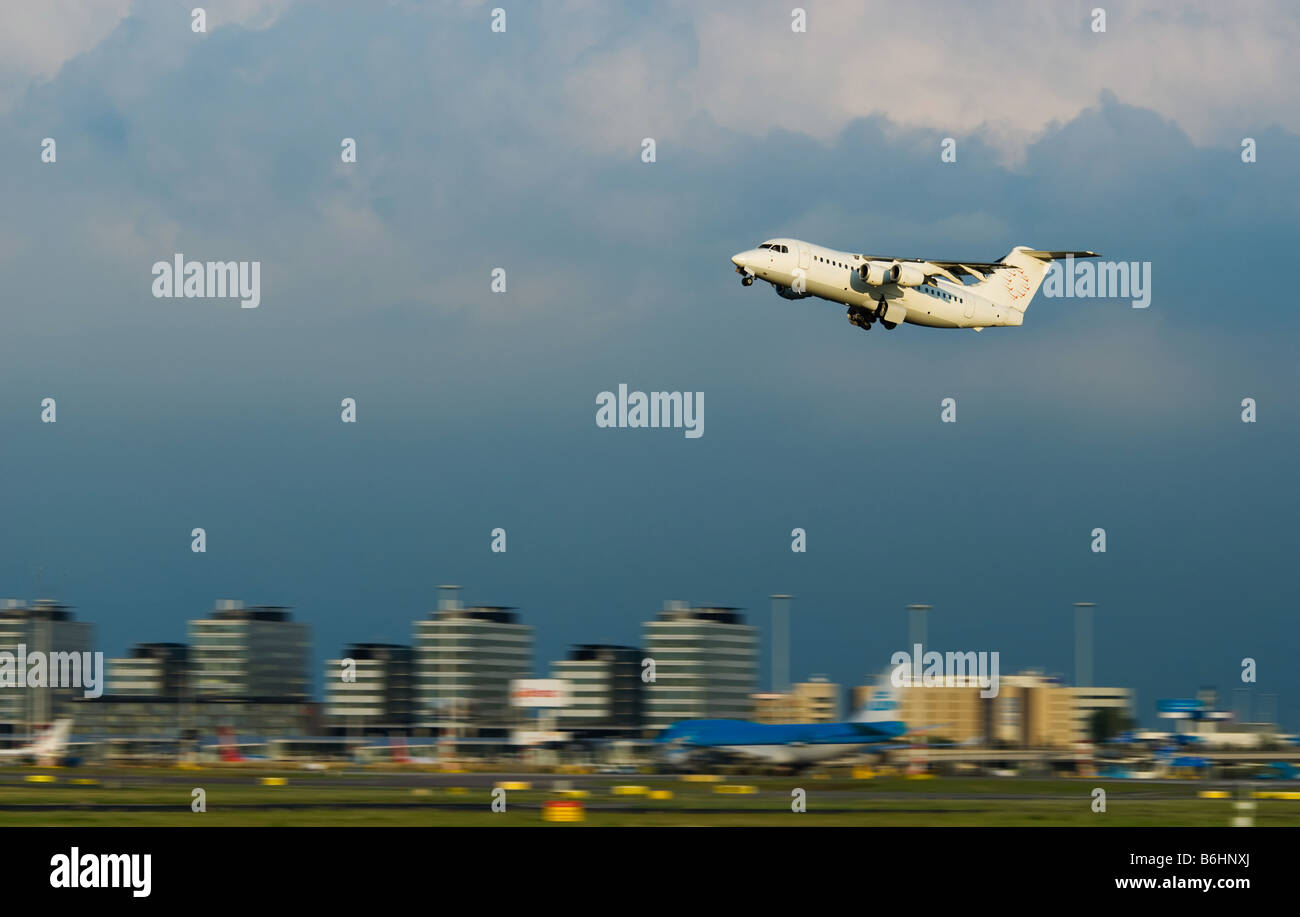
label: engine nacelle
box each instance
[858,260,926,286]
[858,260,894,285]
[774,284,810,300]
[892,263,927,286]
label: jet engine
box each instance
[858,260,894,285]
[858,260,926,286]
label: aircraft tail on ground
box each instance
[217,726,243,762]
[850,671,902,725]
[33,718,73,761]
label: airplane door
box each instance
[964,294,975,319]
[797,242,811,270]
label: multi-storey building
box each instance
[325,643,414,735]
[0,599,94,733]
[413,588,532,735]
[643,602,757,732]
[550,644,643,735]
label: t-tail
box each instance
[973,246,1100,321]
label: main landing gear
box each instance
[847,304,874,331]
[848,300,897,332]
[873,296,898,329]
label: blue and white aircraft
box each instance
[656,673,906,770]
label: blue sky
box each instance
[0,1,1297,724]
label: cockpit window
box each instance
[758,243,773,249]
[779,245,788,253]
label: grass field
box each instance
[0,765,1296,826]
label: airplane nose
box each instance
[731,252,745,267]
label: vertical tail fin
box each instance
[973,247,1101,318]
[972,246,1051,317]
[217,726,243,762]
[850,670,902,725]
[34,719,72,760]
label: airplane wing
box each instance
[860,251,1101,282]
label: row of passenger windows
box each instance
[817,255,849,268]
[923,284,964,304]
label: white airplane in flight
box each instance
[731,239,1098,332]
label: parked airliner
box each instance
[656,672,906,770]
[731,238,1098,332]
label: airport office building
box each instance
[324,643,415,735]
[853,670,1135,747]
[550,644,644,735]
[0,599,94,734]
[73,601,315,740]
[413,590,533,736]
[642,603,759,732]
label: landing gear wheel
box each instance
[881,320,897,330]
[741,275,754,286]
[846,306,872,331]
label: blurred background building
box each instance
[550,644,643,736]
[751,676,841,723]
[414,587,532,737]
[324,643,414,736]
[851,669,1134,747]
[108,643,189,697]
[189,600,309,699]
[0,599,94,734]
[643,602,757,731]
[75,602,313,738]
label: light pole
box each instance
[1072,602,1095,688]
[906,604,931,656]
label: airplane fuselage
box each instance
[731,238,1022,329]
[658,717,904,768]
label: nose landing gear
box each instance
[741,274,754,286]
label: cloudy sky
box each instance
[1,1,1296,724]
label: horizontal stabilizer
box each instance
[1019,250,1101,261]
